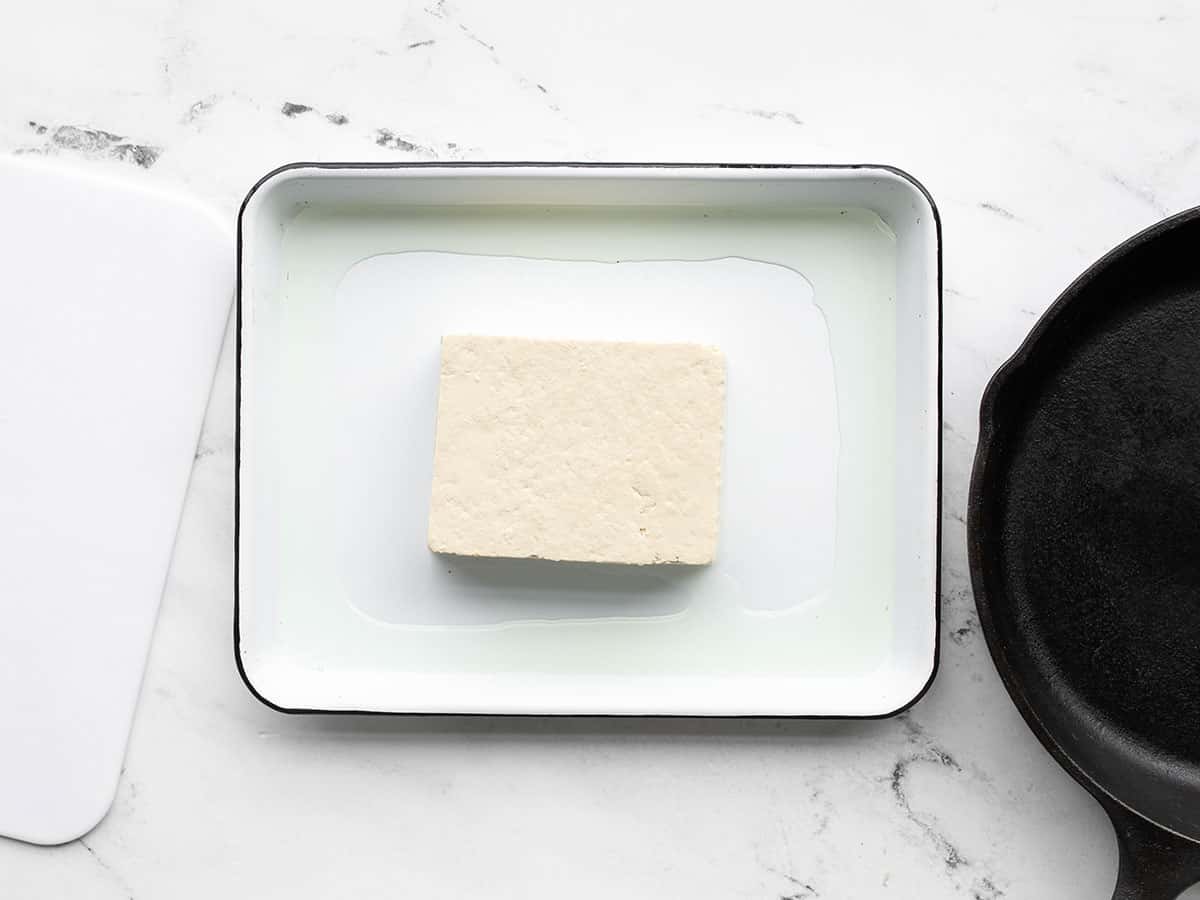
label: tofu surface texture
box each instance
[427,335,726,565]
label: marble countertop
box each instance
[3,1,1197,897]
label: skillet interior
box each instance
[972,210,1200,840]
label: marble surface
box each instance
[2,0,1198,897]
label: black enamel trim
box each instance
[968,204,1200,827]
[234,161,943,718]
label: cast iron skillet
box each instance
[969,207,1200,900]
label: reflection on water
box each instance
[430,552,704,623]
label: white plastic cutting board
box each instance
[0,158,231,845]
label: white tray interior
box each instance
[237,165,939,716]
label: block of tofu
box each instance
[427,335,726,565]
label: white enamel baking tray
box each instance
[236,163,940,717]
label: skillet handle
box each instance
[1107,803,1200,900]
